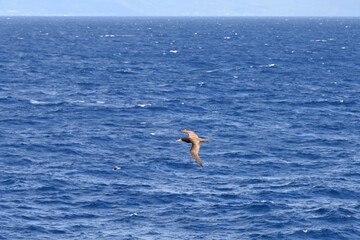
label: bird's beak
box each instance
[176,139,183,142]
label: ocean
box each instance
[0,16,360,239]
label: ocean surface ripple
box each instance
[1,17,360,239]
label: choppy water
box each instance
[1,17,360,239]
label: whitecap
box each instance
[224,36,231,39]
[259,63,276,68]
[96,101,105,104]
[169,50,178,53]
[137,103,151,108]
[114,69,131,73]
[73,100,85,103]
[30,99,47,105]
[206,69,218,73]
[150,133,156,135]
[302,229,310,233]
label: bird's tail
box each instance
[199,138,213,142]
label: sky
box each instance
[0,0,360,17]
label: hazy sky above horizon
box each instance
[1,0,359,17]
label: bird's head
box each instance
[177,138,191,143]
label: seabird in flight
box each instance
[177,128,213,167]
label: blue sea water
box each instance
[0,16,360,239]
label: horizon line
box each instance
[1,15,360,18]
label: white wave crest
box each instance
[30,99,47,105]
[137,103,152,108]
[258,64,276,68]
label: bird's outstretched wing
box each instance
[181,129,199,139]
[190,142,203,167]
